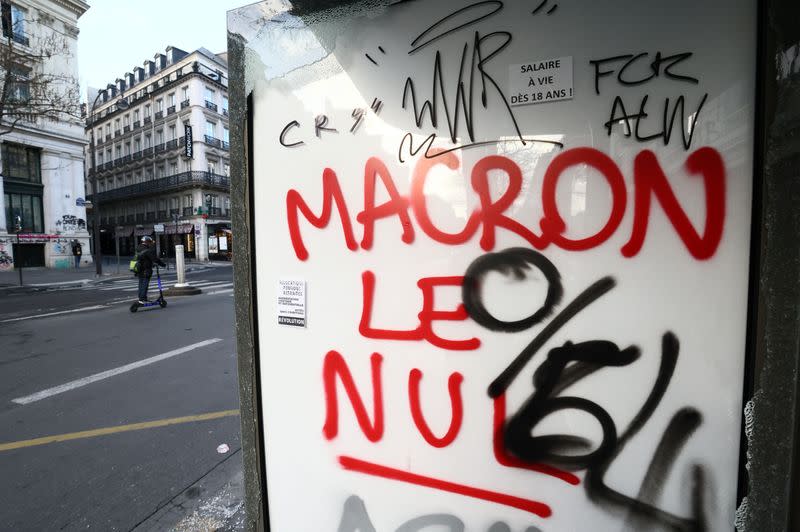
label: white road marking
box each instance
[206,288,234,296]
[11,338,224,405]
[0,305,108,323]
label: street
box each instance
[0,265,242,531]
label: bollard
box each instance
[163,244,201,296]
[175,244,186,286]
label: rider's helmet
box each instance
[141,235,154,244]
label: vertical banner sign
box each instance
[184,124,193,158]
[233,0,756,530]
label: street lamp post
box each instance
[13,214,22,286]
[172,211,180,268]
[87,89,128,277]
[205,193,212,262]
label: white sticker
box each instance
[277,279,306,327]
[509,56,573,106]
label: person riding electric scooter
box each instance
[133,236,166,305]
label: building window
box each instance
[97,152,103,164]
[205,87,215,103]
[170,162,178,175]
[124,142,130,156]
[134,137,141,152]
[96,128,102,139]
[183,194,193,208]
[156,129,163,144]
[169,124,176,140]
[7,63,30,102]
[182,86,189,101]
[105,124,111,136]
[144,134,151,148]
[123,114,129,127]
[1,2,27,45]
[224,163,230,177]
[223,127,229,143]
[207,159,217,174]
[205,121,215,139]
[133,109,140,122]
[222,96,228,113]
[156,99,163,112]
[144,104,151,117]
[2,143,41,183]
[5,192,43,233]
[146,168,154,181]
[168,93,175,107]
[224,196,230,213]
[105,149,111,161]
[135,171,142,183]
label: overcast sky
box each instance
[78,0,249,97]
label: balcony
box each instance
[122,154,132,163]
[123,125,130,133]
[133,150,142,160]
[144,116,151,125]
[155,110,164,119]
[180,99,190,109]
[204,135,221,148]
[114,130,121,137]
[169,208,180,217]
[94,171,231,202]
[105,135,112,142]
[142,147,153,157]
[183,207,194,216]
[208,207,222,216]
[157,210,167,219]
[146,212,156,222]
[205,101,218,112]
[223,108,228,117]
[154,142,166,154]
[222,141,230,150]
[133,120,140,128]
[167,105,176,115]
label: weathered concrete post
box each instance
[164,244,200,296]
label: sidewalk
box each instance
[0,257,231,291]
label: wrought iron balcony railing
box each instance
[205,101,218,112]
[92,171,230,202]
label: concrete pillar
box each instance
[175,244,186,285]
[164,243,200,295]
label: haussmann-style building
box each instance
[85,46,231,263]
[0,0,91,270]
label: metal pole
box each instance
[16,232,22,286]
[115,229,120,274]
[88,95,103,277]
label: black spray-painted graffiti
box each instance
[276,1,704,163]
[461,248,707,532]
[55,214,86,232]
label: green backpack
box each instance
[129,253,140,274]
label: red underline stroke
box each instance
[338,455,552,518]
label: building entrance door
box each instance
[12,243,45,267]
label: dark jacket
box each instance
[135,244,165,277]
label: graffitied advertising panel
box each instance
[235,0,756,529]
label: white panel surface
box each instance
[235,1,756,529]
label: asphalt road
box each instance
[0,266,242,531]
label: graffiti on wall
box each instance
[55,214,86,234]
[0,239,12,271]
[248,0,753,530]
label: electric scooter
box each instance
[130,266,167,312]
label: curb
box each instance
[132,448,244,532]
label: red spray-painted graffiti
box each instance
[287,147,725,262]
[286,146,725,527]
